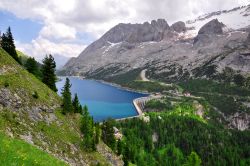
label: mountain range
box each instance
[62,5,250,83]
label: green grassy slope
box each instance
[0,132,67,166]
[0,48,60,106]
[0,49,116,165]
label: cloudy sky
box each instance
[0,0,249,61]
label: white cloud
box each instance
[1,0,249,59]
[16,38,86,61]
[39,22,76,40]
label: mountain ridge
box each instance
[62,4,250,81]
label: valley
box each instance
[0,2,250,166]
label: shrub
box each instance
[4,81,9,87]
[32,91,39,99]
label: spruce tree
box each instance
[1,27,20,64]
[25,57,41,78]
[101,119,116,151]
[41,54,57,92]
[81,105,93,150]
[72,93,81,113]
[61,77,73,114]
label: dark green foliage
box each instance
[127,81,175,92]
[219,67,235,83]
[145,99,172,111]
[104,68,141,85]
[178,79,250,115]
[80,105,97,151]
[4,81,9,87]
[117,140,123,155]
[61,78,73,114]
[72,93,81,113]
[41,54,57,92]
[101,119,116,151]
[245,77,250,89]
[32,91,39,99]
[183,151,202,166]
[179,79,250,97]
[1,27,21,64]
[157,144,185,166]
[112,109,250,166]
[234,74,245,87]
[25,57,41,79]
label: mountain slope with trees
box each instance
[0,48,122,165]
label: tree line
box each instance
[0,26,57,92]
[61,77,101,151]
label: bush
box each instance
[4,81,9,87]
[32,91,39,99]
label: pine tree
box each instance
[117,139,123,155]
[101,119,116,151]
[72,93,81,113]
[41,54,57,92]
[25,57,41,78]
[1,27,20,64]
[81,105,96,151]
[183,151,202,166]
[61,77,73,114]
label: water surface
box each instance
[56,77,148,121]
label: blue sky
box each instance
[0,0,248,61]
[0,11,42,43]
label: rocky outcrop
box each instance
[228,112,250,131]
[0,88,22,109]
[170,21,186,33]
[194,19,225,45]
[198,19,224,35]
[102,19,170,44]
[63,5,250,82]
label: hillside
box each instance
[0,48,123,166]
[62,5,250,82]
[17,50,29,65]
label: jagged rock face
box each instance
[228,112,250,131]
[170,21,186,33]
[63,5,250,79]
[102,19,170,44]
[194,19,225,45]
[198,19,224,35]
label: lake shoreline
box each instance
[60,75,150,95]
[57,76,151,121]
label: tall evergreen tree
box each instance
[101,119,116,151]
[41,54,57,92]
[61,77,73,114]
[72,93,81,113]
[25,57,41,78]
[1,27,20,64]
[81,105,95,150]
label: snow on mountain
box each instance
[62,5,250,82]
[185,5,250,37]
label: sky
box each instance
[0,0,249,61]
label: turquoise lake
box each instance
[56,77,148,121]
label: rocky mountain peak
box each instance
[151,19,170,30]
[198,19,225,35]
[170,21,186,33]
[100,19,171,44]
